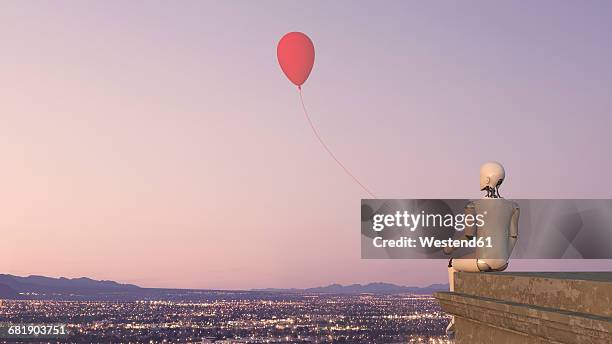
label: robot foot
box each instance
[446,316,456,338]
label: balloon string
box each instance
[298,88,377,198]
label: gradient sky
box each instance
[1,1,611,289]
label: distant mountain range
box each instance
[0,274,141,300]
[253,282,449,294]
[0,274,448,301]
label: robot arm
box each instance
[464,203,476,239]
[508,205,519,254]
[444,202,476,255]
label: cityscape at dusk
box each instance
[1,293,451,343]
[2,1,611,343]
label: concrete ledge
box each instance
[434,272,612,343]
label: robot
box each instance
[445,162,520,335]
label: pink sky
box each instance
[1,1,611,289]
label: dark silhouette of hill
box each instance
[0,283,20,299]
[0,274,140,291]
[0,274,140,300]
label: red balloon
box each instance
[277,32,315,88]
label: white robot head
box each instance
[480,161,505,198]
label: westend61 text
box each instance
[372,236,493,248]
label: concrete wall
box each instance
[435,272,612,343]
